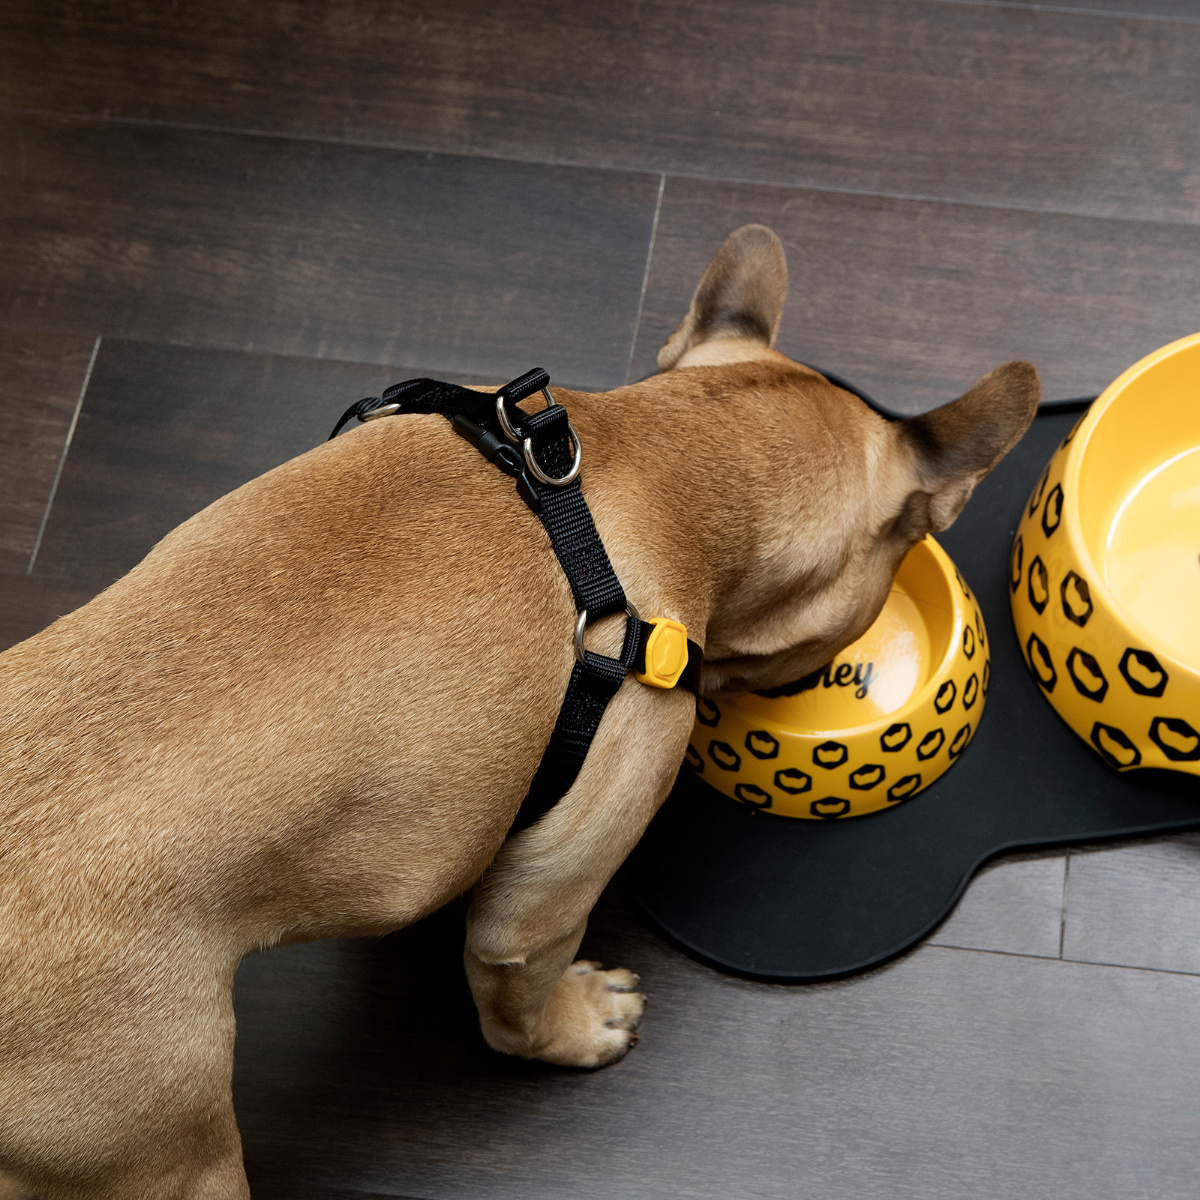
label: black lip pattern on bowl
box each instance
[1061,571,1093,627]
[916,728,945,760]
[887,774,922,802]
[1010,535,1024,593]
[935,680,957,714]
[708,740,741,771]
[734,782,773,808]
[684,743,704,772]
[880,722,912,752]
[1119,648,1169,698]
[963,626,976,659]
[1149,717,1200,762]
[976,610,986,648]
[1041,484,1064,537]
[774,767,812,794]
[1091,722,1141,770]
[962,673,979,710]
[745,730,780,760]
[949,724,972,759]
[1026,633,1057,692]
[696,697,721,726]
[810,798,850,819]
[1066,648,1108,702]
[1028,465,1050,517]
[982,660,991,696]
[1027,556,1050,614]
[849,764,885,790]
[1062,412,1087,446]
[812,741,849,769]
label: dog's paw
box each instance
[534,960,645,1069]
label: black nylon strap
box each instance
[520,404,627,619]
[508,616,642,833]
[328,368,700,835]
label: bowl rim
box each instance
[728,535,970,741]
[1062,330,1200,682]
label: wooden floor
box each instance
[3,2,1200,1196]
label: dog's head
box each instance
[654,225,1039,694]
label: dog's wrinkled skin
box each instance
[0,226,1039,1199]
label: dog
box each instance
[0,225,1039,1199]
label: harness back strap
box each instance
[328,369,703,835]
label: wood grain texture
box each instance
[29,339,504,590]
[929,849,1067,959]
[3,0,1200,223]
[233,886,1200,1200]
[1063,835,1200,974]
[0,571,97,652]
[0,114,658,390]
[969,0,1200,19]
[0,329,96,572]
[629,176,1200,413]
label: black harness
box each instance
[328,368,704,833]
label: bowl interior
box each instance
[732,538,958,734]
[1076,340,1200,669]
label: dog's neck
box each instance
[564,359,907,695]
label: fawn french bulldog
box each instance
[0,225,1038,1198]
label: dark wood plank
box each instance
[0,329,96,572]
[29,340,503,590]
[232,885,1200,1199]
[928,849,1066,959]
[3,1,1200,222]
[630,176,1200,413]
[1063,835,1200,974]
[0,571,97,652]
[0,115,659,390]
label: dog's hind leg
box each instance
[464,681,694,1068]
[0,965,249,1200]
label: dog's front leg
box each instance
[464,684,694,1068]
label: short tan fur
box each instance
[0,226,1039,1198]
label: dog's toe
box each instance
[532,960,647,1069]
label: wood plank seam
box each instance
[925,0,1200,27]
[7,105,1200,233]
[932,943,1200,979]
[1058,849,1072,959]
[625,173,665,386]
[27,334,99,575]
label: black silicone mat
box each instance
[623,406,1200,981]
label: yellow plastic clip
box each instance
[636,617,690,689]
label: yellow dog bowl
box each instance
[686,537,987,818]
[1011,333,1200,775]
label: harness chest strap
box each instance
[328,368,704,834]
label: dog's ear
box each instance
[658,225,788,371]
[896,361,1041,533]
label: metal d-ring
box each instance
[359,401,401,422]
[575,602,641,666]
[524,421,582,486]
[496,384,556,444]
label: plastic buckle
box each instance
[636,618,690,689]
